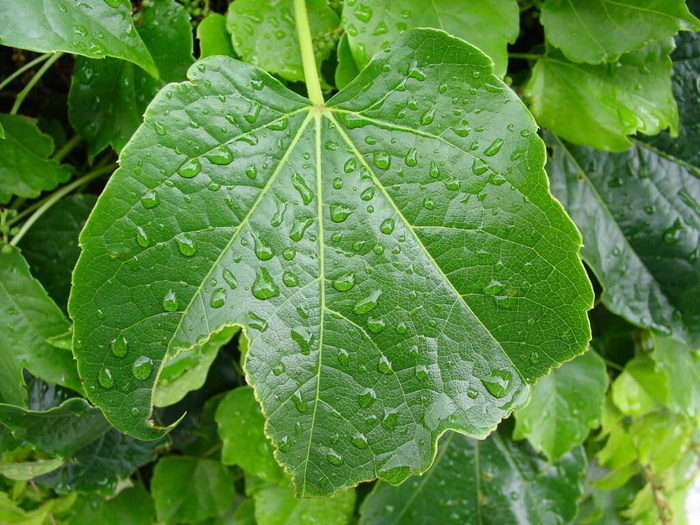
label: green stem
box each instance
[602,358,624,373]
[10,52,63,115]
[508,52,544,61]
[9,164,115,247]
[51,135,82,163]
[0,54,52,92]
[293,0,324,105]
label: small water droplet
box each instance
[98,368,114,389]
[111,336,128,357]
[380,218,395,235]
[405,148,418,167]
[135,226,150,248]
[361,187,375,201]
[222,269,238,289]
[382,409,399,430]
[338,349,350,365]
[283,271,299,287]
[283,247,297,260]
[132,356,154,381]
[415,364,429,381]
[378,356,393,374]
[327,449,344,465]
[358,388,377,408]
[368,317,386,333]
[333,177,343,189]
[423,197,435,210]
[292,391,308,413]
[178,158,201,178]
[352,433,369,449]
[353,290,382,314]
[330,203,352,223]
[272,361,286,376]
[254,236,274,261]
[663,219,683,244]
[483,279,504,296]
[246,164,258,180]
[206,145,234,165]
[210,288,226,308]
[483,138,505,157]
[175,233,197,256]
[245,101,262,123]
[252,268,279,300]
[421,108,435,125]
[344,158,358,173]
[290,218,314,242]
[429,161,440,179]
[332,272,355,292]
[467,387,479,399]
[162,289,179,311]
[278,435,291,452]
[154,121,167,135]
[141,190,160,209]
[373,151,391,170]
[292,172,314,205]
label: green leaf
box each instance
[19,195,97,313]
[68,0,193,157]
[254,483,355,525]
[334,33,359,90]
[226,0,340,83]
[597,400,637,471]
[547,135,700,343]
[628,411,692,472]
[64,481,155,525]
[198,13,237,59]
[154,326,237,407]
[359,430,586,525]
[0,247,81,406]
[527,41,678,151]
[342,0,519,77]
[216,386,285,485]
[652,336,700,416]
[0,458,63,481]
[0,0,158,77]
[36,429,167,495]
[513,349,608,462]
[0,115,71,204]
[0,123,4,139]
[233,498,257,525]
[611,355,668,416]
[540,0,700,64]
[70,29,593,495]
[151,456,235,523]
[0,398,110,457]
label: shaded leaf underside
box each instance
[71,30,592,496]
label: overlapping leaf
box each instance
[547,135,700,343]
[652,336,700,417]
[342,0,518,77]
[198,13,236,59]
[254,484,355,525]
[70,29,592,495]
[0,0,157,77]
[527,41,678,151]
[540,0,699,64]
[0,115,72,204]
[359,430,586,525]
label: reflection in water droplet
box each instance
[290,218,314,242]
[484,138,505,157]
[353,290,382,314]
[421,108,435,125]
[210,288,226,308]
[141,190,160,209]
[252,268,279,300]
[207,145,234,165]
[283,247,297,260]
[98,368,114,389]
[429,161,440,179]
[111,336,128,357]
[332,272,355,292]
[162,289,179,311]
[132,356,154,381]
[423,197,435,210]
[344,158,357,173]
[361,187,375,201]
[338,349,350,365]
[254,236,274,261]
[481,369,513,399]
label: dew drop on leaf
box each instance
[141,190,160,209]
[663,218,683,244]
[206,145,234,165]
[175,233,197,256]
[368,317,386,333]
[135,226,150,248]
[330,203,352,223]
[253,236,274,261]
[111,336,128,358]
[377,356,393,374]
[252,268,279,300]
[327,449,345,465]
[332,272,356,292]
[291,328,314,355]
[380,218,395,234]
[282,247,296,260]
[360,187,375,201]
[162,289,179,312]
[222,269,238,289]
[291,172,314,205]
[429,161,440,179]
[352,434,369,449]
[373,151,391,170]
[178,158,201,178]
[283,271,299,287]
[98,368,114,389]
[210,288,226,308]
[292,391,308,414]
[358,388,377,408]
[132,356,154,381]
[480,369,513,399]
[353,290,382,314]
[405,147,418,167]
[382,410,399,430]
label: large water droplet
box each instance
[111,336,128,357]
[135,226,150,248]
[132,356,154,381]
[283,271,299,287]
[423,197,435,210]
[663,219,683,244]
[292,391,308,413]
[291,328,314,355]
[292,172,314,205]
[207,145,234,165]
[98,368,114,389]
[373,151,391,170]
[368,317,386,333]
[415,364,429,381]
[175,233,197,256]
[421,108,435,125]
[358,388,377,408]
[332,272,355,292]
[290,218,314,242]
[162,289,179,311]
[252,268,279,300]
[327,450,345,465]
[353,290,382,314]
[330,203,352,223]
[222,269,238,289]
[210,288,226,308]
[481,369,513,399]
[382,409,399,430]
[254,236,274,260]
[245,101,262,123]
[361,187,375,201]
[377,356,393,374]
[178,158,201,178]
[380,218,395,234]
[283,247,297,260]
[141,190,160,209]
[352,434,369,449]
[344,158,358,173]
[405,148,418,167]
[483,138,505,157]
[272,361,286,376]
[429,161,440,179]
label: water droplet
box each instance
[467,387,479,399]
[481,369,513,399]
[135,226,150,248]
[290,218,314,242]
[332,272,355,292]
[483,138,505,157]
[175,233,197,256]
[278,436,291,452]
[354,3,373,22]
[178,158,201,178]
[423,197,435,210]
[472,159,489,175]
[132,356,153,381]
[333,177,343,189]
[162,289,179,311]
[353,290,382,314]
[380,218,395,234]
[361,187,375,201]
[405,148,418,167]
[245,101,262,123]
[222,269,238,289]
[292,172,314,205]
[283,271,299,287]
[292,391,308,413]
[206,145,234,165]
[141,190,160,209]
[351,433,369,449]
[483,279,504,296]
[368,317,386,333]
[269,117,288,130]
[429,161,441,179]
[327,449,344,465]
[98,368,114,389]
[338,349,350,365]
[254,236,274,261]
[663,219,683,244]
[111,336,128,357]
[373,151,391,170]
[272,361,286,376]
[330,203,352,223]
[248,312,268,332]
[421,108,435,125]
[382,409,399,430]
[283,247,297,260]
[377,356,393,374]
[415,364,429,381]
[291,328,314,355]
[358,388,376,408]
[453,119,471,137]
[210,288,226,308]
[344,158,358,173]
[530,352,539,364]
[252,268,279,300]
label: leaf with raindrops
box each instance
[70,29,592,495]
[547,133,700,345]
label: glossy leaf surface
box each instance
[71,29,592,495]
[359,430,586,525]
[0,0,157,77]
[226,0,340,83]
[68,0,193,157]
[540,0,699,64]
[547,135,700,343]
[198,13,236,59]
[0,247,81,406]
[513,349,608,461]
[0,115,71,204]
[342,0,518,77]
[527,41,678,151]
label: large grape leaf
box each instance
[342,0,518,77]
[68,0,194,158]
[0,247,82,406]
[70,29,593,495]
[359,430,586,525]
[547,134,700,344]
[0,115,72,204]
[540,0,699,64]
[0,0,157,77]
[526,41,678,151]
[513,349,608,461]
[226,0,340,83]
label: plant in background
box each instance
[0,0,698,523]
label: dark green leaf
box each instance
[359,431,586,525]
[0,247,81,406]
[198,13,236,59]
[68,0,193,157]
[0,0,158,77]
[64,481,155,525]
[0,115,71,204]
[547,135,700,343]
[540,0,699,64]
[19,195,97,313]
[254,483,355,525]
[0,398,110,457]
[513,349,608,461]
[151,456,235,523]
[334,33,359,90]
[527,41,678,151]
[652,335,700,416]
[71,29,592,495]
[216,386,285,485]
[342,0,519,77]
[226,0,340,83]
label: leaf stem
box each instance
[508,52,544,61]
[51,135,82,163]
[602,358,624,372]
[9,164,115,247]
[10,52,63,115]
[293,0,324,105]
[0,53,52,92]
